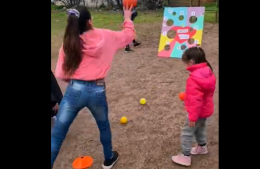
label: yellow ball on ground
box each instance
[140,98,146,105]
[120,116,128,124]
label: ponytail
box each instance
[206,60,213,71]
[196,47,213,72]
[63,14,82,76]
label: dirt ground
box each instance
[51,22,218,169]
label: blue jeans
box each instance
[51,80,113,168]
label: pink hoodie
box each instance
[55,20,135,81]
[185,63,216,122]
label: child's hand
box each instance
[53,104,59,112]
[189,121,195,127]
[183,102,186,111]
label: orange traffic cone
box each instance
[72,156,93,169]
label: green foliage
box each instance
[51,4,65,11]
[99,2,106,9]
[204,3,218,10]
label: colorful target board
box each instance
[158,7,205,58]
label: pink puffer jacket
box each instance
[185,63,216,122]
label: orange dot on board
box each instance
[72,156,93,169]
[179,92,186,101]
[123,0,137,7]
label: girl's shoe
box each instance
[171,154,191,166]
[125,47,134,52]
[133,41,141,47]
[191,145,208,155]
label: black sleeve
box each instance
[51,71,63,104]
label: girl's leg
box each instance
[51,116,56,132]
[172,119,196,166]
[131,13,141,47]
[86,82,119,168]
[51,84,84,168]
[51,102,57,118]
[131,11,138,21]
[181,119,195,156]
[125,44,134,52]
[125,11,141,52]
[195,119,206,145]
[125,40,141,52]
[191,119,208,155]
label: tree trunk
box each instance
[60,0,82,8]
[147,0,156,10]
[115,0,123,9]
[96,0,99,8]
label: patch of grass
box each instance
[51,4,64,10]
[204,11,217,23]
[204,3,218,11]
[51,11,67,36]
[51,10,164,36]
[204,3,218,23]
[51,9,216,36]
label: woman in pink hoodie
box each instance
[171,47,216,166]
[51,6,135,169]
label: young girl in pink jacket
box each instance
[52,6,135,169]
[172,46,216,166]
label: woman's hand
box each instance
[123,5,133,21]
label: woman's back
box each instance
[56,25,134,81]
[55,6,135,81]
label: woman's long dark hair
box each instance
[182,46,213,71]
[63,6,92,76]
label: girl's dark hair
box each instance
[182,46,213,71]
[63,6,92,76]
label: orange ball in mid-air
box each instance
[123,0,137,7]
[179,92,186,101]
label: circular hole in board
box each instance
[181,45,187,50]
[189,16,197,23]
[189,27,193,32]
[167,30,176,39]
[172,11,176,16]
[179,15,184,21]
[188,38,195,44]
[166,19,174,26]
[164,45,171,51]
